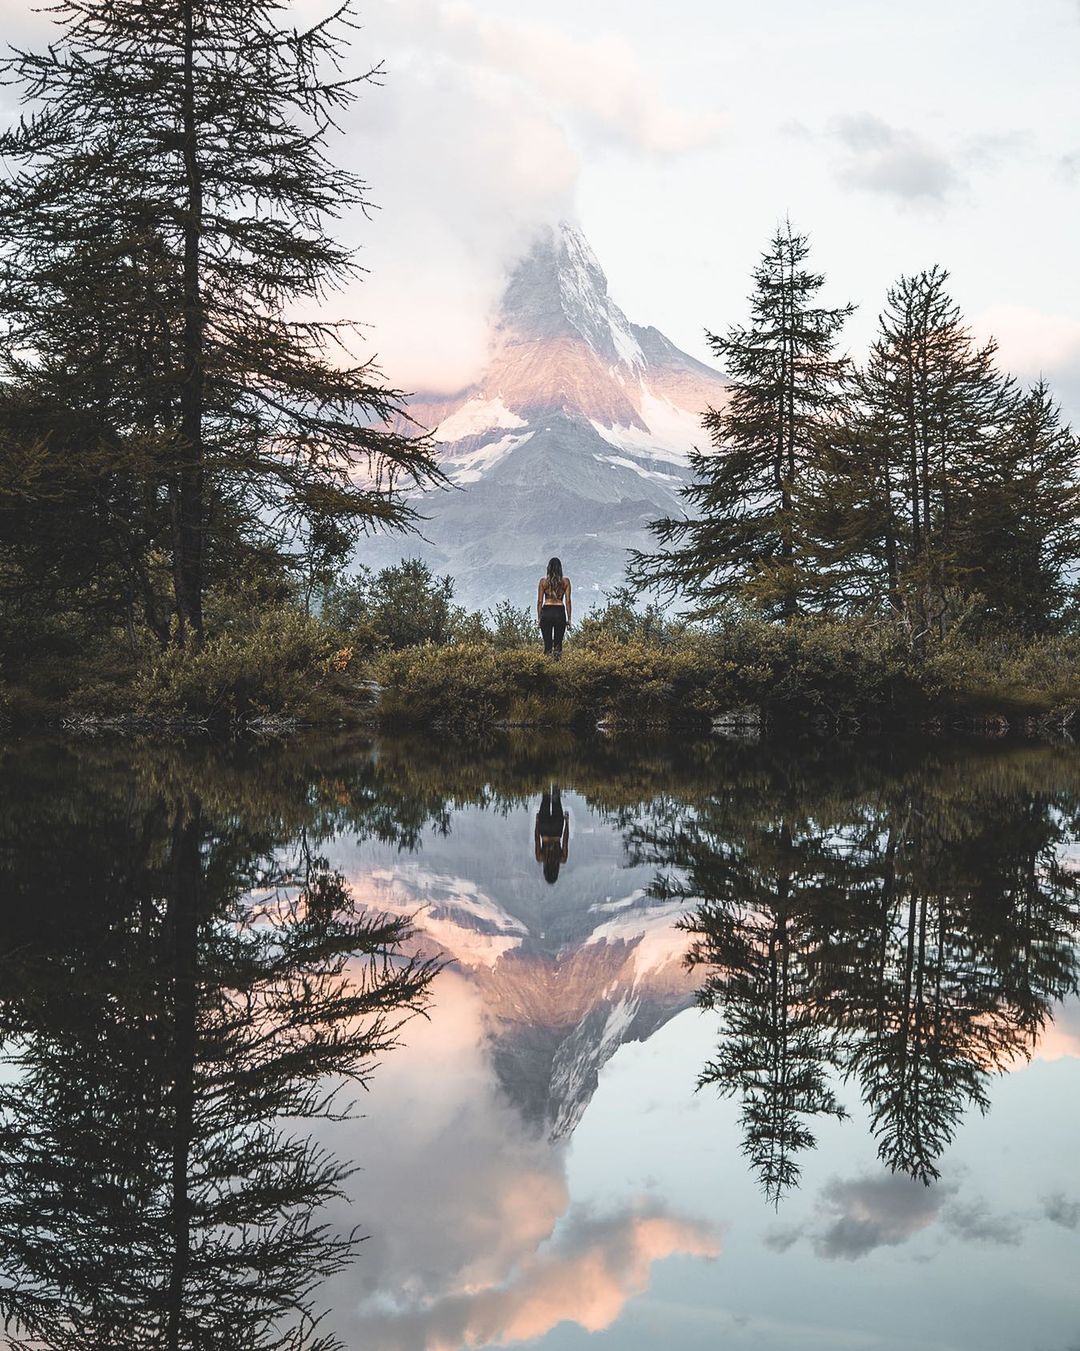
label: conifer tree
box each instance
[629,222,853,620]
[952,380,1080,634]
[0,0,440,644]
[805,268,1017,634]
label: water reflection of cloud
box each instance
[350,1204,721,1350]
[325,963,719,1348]
[769,1173,1038,1262]
[768,1174,954,1261]
[335,968,569,1299]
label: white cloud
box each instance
[832,114,960,204]
[308,0,725,393]
[380,0,726,157]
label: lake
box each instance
[1,732,1078,1351]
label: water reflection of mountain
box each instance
[335,796,699,1138]
[3,735,1080,1350]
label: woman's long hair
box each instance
[546,557,563,588]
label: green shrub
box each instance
[132,607,347,721]
[701,618,924,719]
[324,559,477,651]
[488,600,536,650]
[373,643,552,729]
[574,585,690,649]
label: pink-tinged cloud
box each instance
[973,305,1080,383]
[1031,998,1080,1063]
[350,1205,721,1350]
[381,0,726,157]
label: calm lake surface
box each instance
[2,732,1079,1350]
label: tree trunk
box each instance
[165,806,201,1350]
[176,0,205,644]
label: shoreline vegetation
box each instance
[2,6,1080,744]
[3,569,1079,738]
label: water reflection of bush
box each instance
[0,744,437,1350]
[625,746,1080,1205]
[3,729,1080,1344]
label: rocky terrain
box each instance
[361,222,727,613]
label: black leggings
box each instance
[540,605,567,656]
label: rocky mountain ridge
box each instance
[364,222,727,612]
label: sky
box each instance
[310,796,1080,1351]
[2,0,1079,411]
[343,0,1080,412]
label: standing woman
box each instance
[537,556,572,658]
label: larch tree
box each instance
[809,269,1016,636]
[952,380,1080,634]
[629,221,853,621]
[0,0,440,645]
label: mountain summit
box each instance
[367,222,727,611]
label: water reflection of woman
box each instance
[534,786,569,885]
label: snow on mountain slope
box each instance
[363,222,727,612]
[336,795,698,1142]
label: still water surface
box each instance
[1,733,1078,1350]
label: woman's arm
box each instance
[560,813,569,863]
[536,579,544,625]
[564,577,572,626]
[534,818,544,863]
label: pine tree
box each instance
[806,268,1017,634]
[629,222,853,620]
[0,0,440,644]
[952,380,1080,634]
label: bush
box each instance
[372,637,718,730]
[132,607,349,722]
[701,618,924,719]
[488,600,536,650]
[324,559,475,652]
[373,643,553,729]
[574,586,690,649]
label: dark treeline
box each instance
[0,0,438,665]
[1,0,1078,728]
[625,741,1080,1204]
[0,740,437,1349]
[630,223,1080,642]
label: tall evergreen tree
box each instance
[0,0,440,644]
[952,380,1080,634]
[629,222,853,620]
[805,268,1018,633]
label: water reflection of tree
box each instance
[636,745,1080,1203]
[0,747,436,1350]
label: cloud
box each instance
[832,114,961,204]
[380,0,726,157]
[768,1173,955,1261]
[321,968,572,1302]
[942,1198,1023,1246]
[300,0,724,393]
[1042,1193,1080,1230]
[973,307,1080,422]
[2,0,722,395]
[348,1202,722,1350]
[829,114,1033,211]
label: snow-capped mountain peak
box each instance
[498,221,646,371]
[365,221,728,612]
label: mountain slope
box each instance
[363,222,727,613]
